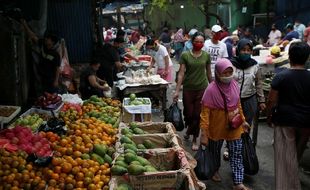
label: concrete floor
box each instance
[150,61,310,190]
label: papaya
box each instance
[125,133,133,139]
[107,147,115,157]
[129,122,138,129]
[127,164,145,175]
[143,140,155,149]
[115,161,128,168]
[116,156,125,162]
[124,152,137,164]
[111,165,128,175]
[130,161,142,166]
[137,144,146,149]
[103,154,113,165]
[89,95,100,102]
[136,156,151,166]
[91,153,105,165]
[116,184,133,190]
[121,128,131,135]
[124,149,136,155]
[93,144,107,157]
[120,136,134,144]
[124,143,137,152]
[145,165,158,172]
[81,153,90,160]
[133,128,144,134]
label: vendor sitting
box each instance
[79,60,110,99]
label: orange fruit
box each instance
[71,166,80,175]
[52,157,62,166]
[76,181,84,188]
[49,179,57,186]
[75,172,84,181]
[51,173,60,180]
[61,163,72,173]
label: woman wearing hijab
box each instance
[200,58,251,190]
[172,28,185,61]
[231,39,266,128]
[174,32,212,151]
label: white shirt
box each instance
[268,30,282,45]
[154,44,173,69]
[294,23,306,40]
[202,39,228,77]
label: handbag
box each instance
[164,103,184,131]
[216,84,243,129]
[241,133,259,175]
[194,145,218,180]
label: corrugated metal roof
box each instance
[47,0,93,63]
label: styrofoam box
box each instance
[123,98,151,114]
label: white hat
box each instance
[188,29,198,36]
[211,25,222,33]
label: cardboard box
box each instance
[109,148,206,190]
[118,122,176,136]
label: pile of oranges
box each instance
[43,156,110,189]
[52,117,117,157]
[0,149,46,190]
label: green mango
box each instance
[111,165,128,175]
[145,165,158,172]
[115,161,128,168]
[103,154,113,165]
[91,153,105,164]
[143,140,155,149]
[133,128,144,134]
[127,164,145,175]
[93,144,107,158]
[124,152,137,164]
[137,144,146,150]
[136,156,151,166]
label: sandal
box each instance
[211,171,222,182]
[233,184,252,190]
[191,142,199,151]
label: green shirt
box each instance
[179,51,210,90]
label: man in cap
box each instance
[182,28,198,52]
[202,24,228,77]
[277,23,299,45]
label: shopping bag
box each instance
[194,145,217,180]
[242,133,259,175]
[164,103,184,131]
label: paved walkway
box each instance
[151,60,310,190]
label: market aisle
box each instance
[152,58,310,190]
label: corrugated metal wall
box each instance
[275,0,310,28]
[47,0,93,63]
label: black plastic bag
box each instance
[164,103,184,131]
[27,153,53,167]
[194,145,218,180]
[38,118,67,136]
[242,133,259,175]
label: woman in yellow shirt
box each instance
[200,58,251,190]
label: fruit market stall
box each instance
[0,95,121,189]
[0,91,206,189]
[116,56,169,111]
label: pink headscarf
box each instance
[202,58,240,110]
[174,29,184,42]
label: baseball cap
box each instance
[211,25,222,33]
[188,29,198,36]
[285,23,293,29]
